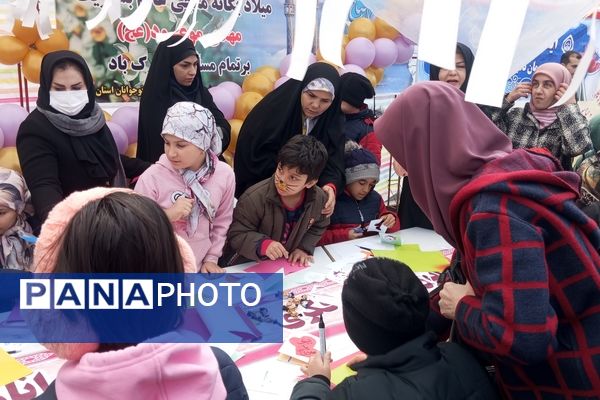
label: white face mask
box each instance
[49,90,89,116]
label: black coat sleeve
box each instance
[119,154,151,178]
[17,127,64,222]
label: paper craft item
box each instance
[366,218,387,234]
[331,363,358,385]
[278,333,320,364]
[244,258,308,275]
[372,246,450,273]
[380,232,402,245]
[0,348,32,386]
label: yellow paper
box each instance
[0,348,32,386]
[331,363,357,385]
[372,245,449,272]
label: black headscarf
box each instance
[429,42,474,93]
[234,62,345,197]
[36,50,119,181]
[137,35,231,163]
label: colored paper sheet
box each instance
[0,348,32,386]
[244,258,308,275]
[331,364,357,385]
[372,246,450,272]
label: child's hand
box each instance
[265,241,289,260]
[380,213,396,228]
[288,249,313,267]
[346,352,367,370]
[167,196,194,222]
[348,229,363,240]
[301,351,332,379]
[201,261,225,274]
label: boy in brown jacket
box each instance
[226,135,330,266]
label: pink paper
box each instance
[244,258,308,275]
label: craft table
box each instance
[0,227,452,400]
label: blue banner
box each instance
[0,272,283,344]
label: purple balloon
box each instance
[372,38,398,68]
[209,86,235,120]
[217,81,243,100]
[0,127,4,149]
[341,64,366,77]
[345,38,376,69]
[106,122,128,154]
[0,104,28,147]
[110,106,139,145]
[274,76,290,89]
[394,36,415,64]
[279,53,318,76]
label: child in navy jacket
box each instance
[319,141,398,245]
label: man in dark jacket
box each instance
[290,258,499,400]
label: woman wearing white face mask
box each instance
[16,50,150,225]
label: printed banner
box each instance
[54,0,412,102]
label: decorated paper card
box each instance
[278,333,320,364]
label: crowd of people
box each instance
[0,36,598,399]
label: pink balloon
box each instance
[110,106,139,145]
[209,86,235,120]
[345,38,376,69]
[274,76,290,89]
[0,127,4,149]
[217,81,242,100]
[372,38,398,68]
[341,64,366,77]
[279,53,318,76]
[0,104,28,147]
[106,122,128,154]
[394,36,415,64]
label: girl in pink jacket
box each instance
[135,102,235,273]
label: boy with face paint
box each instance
[485,62,592,170]
[225,135,330,267]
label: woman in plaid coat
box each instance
[376,81,600,399]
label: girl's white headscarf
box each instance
[161,102,221,235]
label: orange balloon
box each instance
[12,20,40,45]
[0,36,29,65]
[365,69,377,88]
[35,29,69,54]
[225,118,244,153]
[23,50,43,83]
[126,142,138,158]
[374,17,400,40]
[255,66,280,84]
[222,151,234,167]
[234,92,263,120]
[342,35,350,47]
[367,66,384,83]
[0,147,21,174]
[348,18,376,41]
[242,73,272,97]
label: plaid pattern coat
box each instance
[484,100,592,170]
[449,148,600,399]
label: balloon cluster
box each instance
[0,21,69,83]
[0,104,30,173]
[104,106,139,157]
[336,17,414,87]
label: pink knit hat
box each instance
[32,187,197,360]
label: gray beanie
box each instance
[344,141,380,185]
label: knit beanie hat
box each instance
[340,72,375,108]
[344,141,380,185]
[342,257,430,355]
